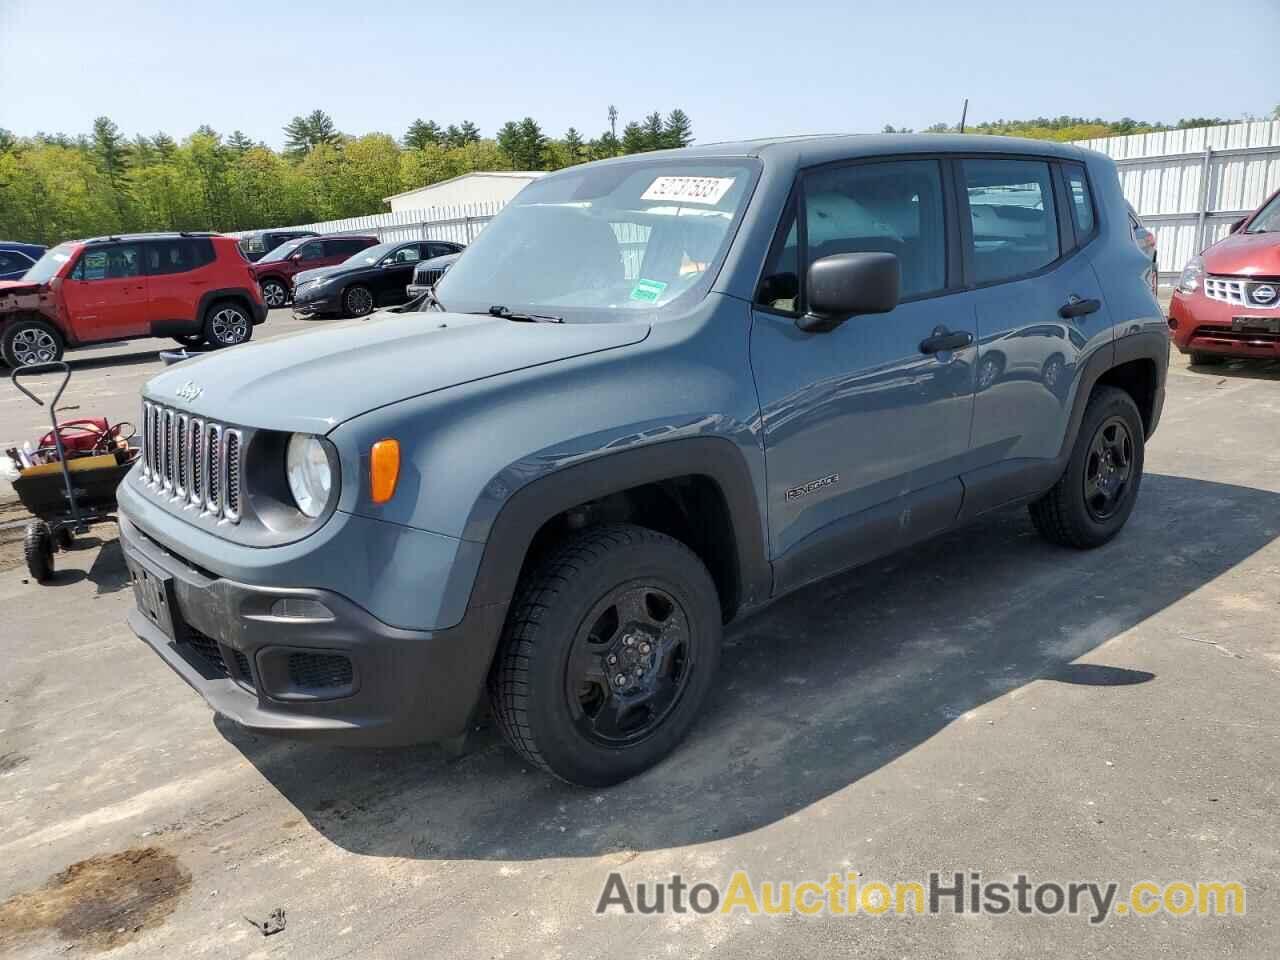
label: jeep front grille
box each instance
[141,401,242,523]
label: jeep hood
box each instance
[1202,230,1280,276]
[143,310,651,433]
[0,279,43,298]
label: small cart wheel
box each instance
[24,521,54,582]
[54,526,74,550]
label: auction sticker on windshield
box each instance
[641,176,736,205]
[630,279,668,303]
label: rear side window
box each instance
[962,159,1060,285]
[0,251,33,274]
[146,238,215,275]
[333,237,373,256]
[1063,163,1096,240]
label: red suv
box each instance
[0,233,266,367]
[248,234,378,309]
[1169,188,1280,364]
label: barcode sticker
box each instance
[641,176,736,206]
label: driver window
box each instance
[391,245,422,264]
[72,244,141,281]
[296,241,324,261]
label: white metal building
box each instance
[383,171,545,213]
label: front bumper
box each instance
[119,511,506,746]
[1169,290,1280,358]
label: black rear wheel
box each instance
[24,521,54,582]
[1029,386,1145,548]
[489,523,721,786]
[260,279,288,309]
[203,301,253,348]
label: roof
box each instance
[77,231,221,245]
[575,133,1090,170]
[383,170,547,203]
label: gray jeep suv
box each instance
[119,134,1168,786]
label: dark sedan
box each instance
[292,239,464,318]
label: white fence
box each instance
[237,121,1280,283]
[1074,120,1280,280]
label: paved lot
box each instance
[2,319,1279,957]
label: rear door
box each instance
[59,243,149,342]
[962,157,1112,478]
[143,237,216,325]
[750,157,978,591]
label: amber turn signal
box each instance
[370,439,400,504]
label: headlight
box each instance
[286,434,333,518]
[1177,256,1204,294]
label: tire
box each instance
[1189,351,1224,366]
[260,279,288,309]
[489,523,722,786]
[173,333,204,348]
[977,352,1004,391]
[1042,354,1066,393]
[1029,385,1145,549]
[203,301,253,348]
[2,318,65,368]
[24,521,54,582]
[343,285,375,318]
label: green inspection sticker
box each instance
[630,279,668,303]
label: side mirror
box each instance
[798,252,900,333]
[289,253,302,263]
[1229,217,1247,234]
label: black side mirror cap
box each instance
[798,252,901,332]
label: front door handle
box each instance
[919,327,974,354]
[1059,296,1102,319]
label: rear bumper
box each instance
[1169,291,1280,358]
[252,301,268,324]
[118,511,506,746]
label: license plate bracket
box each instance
[1231,315,1280,334]
[128,551,181,643]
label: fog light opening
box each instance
[270,598,335,621]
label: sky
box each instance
[2,0,1278,149]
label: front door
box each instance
[60,243,148,342]
[750,158,977,592]
[373,243,424,303]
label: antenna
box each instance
[959,98,969,134]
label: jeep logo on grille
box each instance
[1252,284,1277,305]
[175,381,202,403]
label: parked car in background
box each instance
[292,240,464,318]
[0,241,47,280]
[119,135,1167,785]
[0,233,265,367]
[249,235,379,309]
[406,251,463,300]
[1168,187,1280,364]
[237,229,319,263]
[1127,204,1158,297]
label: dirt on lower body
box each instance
[0,846,191,953]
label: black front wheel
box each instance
[343,285,375,318]
[490,523,721,786]
[1029,386,1145,548]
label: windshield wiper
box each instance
[486,305,563,324]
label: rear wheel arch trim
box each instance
[465,437,770,618]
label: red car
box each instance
[1169,188,1280,364]
[0,233,266,367]
[248,234,378,309]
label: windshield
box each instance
[435,158,759,320]
[22,243,75,284]
[258,237,307,262]
[344,242,397,267]
[1244,193,1280,234]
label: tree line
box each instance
[3,105,1276,246]
[0,106,695,246]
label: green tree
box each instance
[620,121,647,155]
[404,119,442,150]
[152,132,177,161]
[283,110,341,159]
[642,111,665,150]
[662,109,693,148]
[458,121,481,144]
[563,127,587,164]
[227,130,255,154]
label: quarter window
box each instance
[962,159,1060,285]
[1063,163,1096,239]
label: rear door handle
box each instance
[1059,296,1101,319]
[919,327,974,354]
